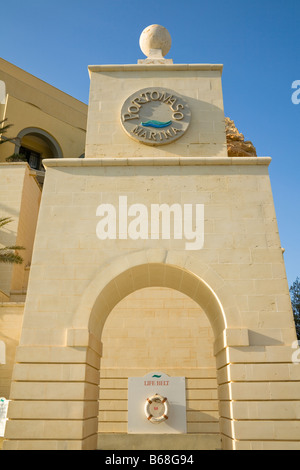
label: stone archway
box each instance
[14,127,63,169]
[87,263,227,339]
[66,260,232,450]
[4,255,241,450]
[98,285,221,449]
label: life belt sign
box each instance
[144,394,169,424]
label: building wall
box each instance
[1,51,299,451]
[86,65,227,159]
[0,302,24,450]
[0,163,24,296]
[0,164,41,298]
[0,58,87,162]
[3,157,299,450]
[10,165,41,294]
[0,303,24,399]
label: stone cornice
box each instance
[88,63,223,75]
[43,156,271,168]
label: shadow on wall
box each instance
[248,330,283,346]
[157,94,227,158]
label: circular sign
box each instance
[120,87,191,146]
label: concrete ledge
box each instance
[43,156,272,168]
[0,162,29,167]
[0,302,25,307]
[214,328,250,355]
[97,433,222,450]
[2,436,97,450]
[88,64,224,73]
[67,328,102,354]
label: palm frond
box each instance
[0,217,13,228]
[0,217,25,265]
[0,119,14,144]
[0,250,24,264]
[0,245,25,251]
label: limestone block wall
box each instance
[86,64,227,159]
[0,57,87,162]
[0,302,24,398]
[1,95,86,161]
[0,163,41,297]
[216,343,300,450]
[99,287,219,436]
[0,164,25,296]
[3,157,300,450]
[10,164,41,294]
[0,301,24,450]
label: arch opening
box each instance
[88,263,227,340]
[84,262,227,450]
[98,286,221,442]
[15,127,63,171]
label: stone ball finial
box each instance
[139,24,172,58]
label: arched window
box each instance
[15,127,63,170]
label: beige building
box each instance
[1,26,300,451]
[0,58,87,447]
[0,57,87,164]
[0,58,87,298]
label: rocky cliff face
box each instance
[225,117,257,157]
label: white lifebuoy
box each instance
[144,394,169,424]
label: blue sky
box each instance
[1,0,299,285]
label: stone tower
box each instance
[3,25,300,451]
